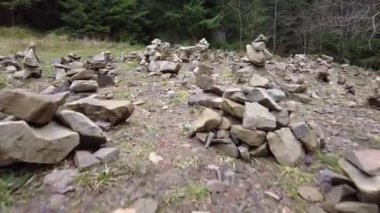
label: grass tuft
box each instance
[0,172,33,208]
[164,184,209,205]
[75,165,112,192]
[317,151,342,173]
[170,90,189,106]
[274,166,314,198]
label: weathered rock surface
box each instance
[63,97,135,126]
[69,69,94,81]
[344,149,380,176]
[249,143,270,158]
[188,93,222,109]
[267,89,286,102]
[243,102,276,131]
[272,110,290,127]
[247,88,282,111]
[249,74,270,88]
[290,121,320,153]
[213,143,239,158]
[0,121,79,165]
[74,151,101,170]
[43,169,79,194]
[191,108,222,132]
[339,158,380,203]
[246,44,265,67]
[56,110,106,149]
[148,61,181,73]
[222,98,245,119]
[298,185,324,202]
[282,83,307,93]
[0,89,60,125]
[231,125,266,147]
[94,147,120,163]
[334,202,378,213]
[70,80,98,93]
[267,128,305,166]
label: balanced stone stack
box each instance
[0,56,22,74]
[245,34,273,67]
[138,39,182,75]
[0,89,134,170]
[188,76,324,166]
[178,38,210,62]
[43,51,116,96]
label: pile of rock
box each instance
[188,85,323,166]
[0,89,134,170]
[138,39,182,75]
[43,51,116,95]
[0,42,42,79]
[302,149,380,212]
[178,38,210,62]
[244,34,273,67]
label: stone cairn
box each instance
[0,51,136,173]
[188,34,323,166]
[0,42,42,79]
[43,51,117,96]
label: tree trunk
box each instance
[273,0,278,53]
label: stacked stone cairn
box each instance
[0,42,42,79]
[188,35,324,167]
[137,38,182,75]
[0,88,134,170]
[178,38,210,62]
[368,76,380,108]
[42,51,116,96]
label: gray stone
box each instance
[308,205,327,213]
[334,202,378,213]
[63,97,135,126]
[74,151,101,170]
[23,49,38,67]
[70,80,98,93]
[0,121,79,166]
[324,185,358,207]
[55,68,66,80]
[191,108,222,132]
[213,143,239,158]
[267,89,286,102]
[282,83,307,93]
[298,185,324,202]
[148,61,181,74]
[206,179,227,193]
[231,125,266,147]
[272,110,290,127]
[196,74,214,90]
[267,128,305,166]
[291,121,320,153]
[339,158,380,203]
[218,117,232,130]
[196,133,208,143]
[69,69,94,81]
[243,102,277,131]
[249,143,270,158]
[249,74,270,88]
[247,88,282,111]
[222,98,245,119]
[188,93,222,109]
[94,147,120,163]
[43,169,79,194]
[238,145,250,162]
[56,110,106,149]
[246,44,265,67]
[97,75,115,87]
[0,89,60,125]
[292,93,312,103]
[344,149,380,176]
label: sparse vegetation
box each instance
[164,184,209,205]
[317,152,342,173]
[0,172,33,208]
[0,74,8,89]
[173,156,199,170]
[75,165,112,192]
[274,166,314,198]
[170,90,189,106]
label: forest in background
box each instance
[0,0,379,69]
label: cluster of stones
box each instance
[0,42,42,79]
[368,76,380,107]
[188,36,324,166]
[301,149,380,213]
[0,89,134,170]
[43,51,116,96]
[178,38,210,62]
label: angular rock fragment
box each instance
[222,98,245,119]
[191,108,222,132]
[231,125,266,147]
[243,102,276,131]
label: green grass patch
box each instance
[75,165,112,192]
[0,74,8,90]
[170,90,189,106]
[274,166,314,198]
[164,184,209,205]
[317,151,342,173]
[0,172,34,208]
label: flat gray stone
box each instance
[94,147,120,163]
[243,102,276,131]
[74,151,101,170]
[344,149,380,176]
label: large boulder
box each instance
[191,108,222,132]
[267,128,305,166]
[0,89,60,125]
[243,102,276,131]
[339,159,380,203]
[56,110,107,149]
[246,88,282,111]
[222,98,245,119]
[231,125,266,147]
[63,97,135,126]
[0,121,79,166]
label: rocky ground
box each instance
[0,31,379,213]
